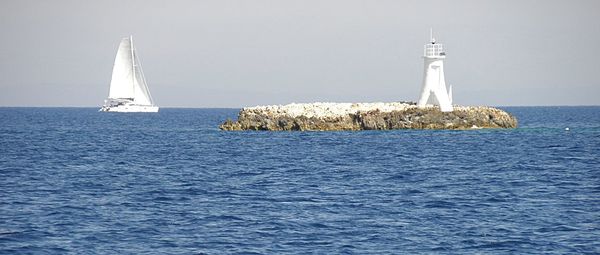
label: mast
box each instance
[130,35,136,100]
[430,28,433,42]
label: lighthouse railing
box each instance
[424,43,445,57]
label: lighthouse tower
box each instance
[417,29,453,112]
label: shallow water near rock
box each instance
[1,106,599,254]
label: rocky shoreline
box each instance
[220,102,517,131]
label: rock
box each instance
[220,102,517,131]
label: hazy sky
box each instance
[1,0,599,107]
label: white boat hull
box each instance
[100,104,159,112]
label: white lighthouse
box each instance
[417,29,453,112]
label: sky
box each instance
[0,0,599,107]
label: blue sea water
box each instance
[1,106,599,254]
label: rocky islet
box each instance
[220,102,517,131]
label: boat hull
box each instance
[100,105,159,112]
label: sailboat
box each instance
[100,36,158,112]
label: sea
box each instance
[1,106,599,254]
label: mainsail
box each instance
[108,36,154,105]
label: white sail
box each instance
[108,37,135,99]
